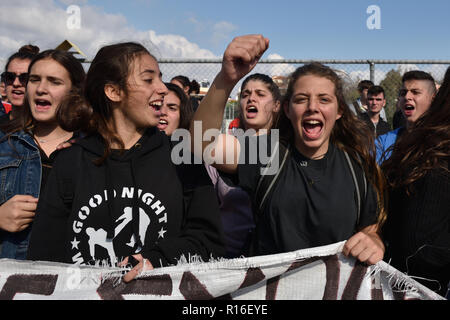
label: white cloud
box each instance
[147,31,217,60]
[397,64,420,75]
[0,0,217,71]
[212,21,238,46]
[348,69,387,84]
[57,0,88,5]
[265,53,296,76]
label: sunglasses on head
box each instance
[1,72,29,86]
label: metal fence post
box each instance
[369,60,375,83]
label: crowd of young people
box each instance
[0,35,448,297]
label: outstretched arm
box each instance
[189,35,270,173]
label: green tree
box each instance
[380,69,402,126]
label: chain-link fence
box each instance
[158,59,449,128]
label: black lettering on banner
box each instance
[266,257,323,300]
[238,267,266,290]
[322,255,340,300]
[265,275,280,300]
[371,277,384,300]
[179,271,214,300]
[0,274,58,300]
[341,261,367,300]
[97,274,173,300]
[286,257,322,272]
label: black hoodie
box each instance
[27,127,225,267]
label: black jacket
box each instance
[359,112,391,137]
[383,166,450,296]
[27,127,225,267]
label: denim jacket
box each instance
[0,130,41,259]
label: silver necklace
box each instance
[35,132,71,144]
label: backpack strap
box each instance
[254,141,290,218]
[343,150,367,230]
[241,141,289,256]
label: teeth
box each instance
[159,120,167,125]
[304,120,321,125]
[151,101,162,107]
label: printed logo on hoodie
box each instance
[69,186,168,266]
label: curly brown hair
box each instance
[382,67,450,192]
[279,62,387,229]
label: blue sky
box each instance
[78,0,450,60]
[0,0,448,87]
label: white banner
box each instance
[0,242,444,300]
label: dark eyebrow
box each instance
[242,88,268,94]
[140,69,156,75]
[140,70,163,79]
[48,76,64,82]
[28,74,64,82]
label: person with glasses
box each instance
[0,45,39,121]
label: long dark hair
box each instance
[279,62,387,228]
[0,49,87,135]
[164,82,193,130]
[84,42,154,162]
[382,67,450,191]
[237,73,281,131]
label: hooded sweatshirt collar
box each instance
[75,126,165,160]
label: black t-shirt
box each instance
[39,148,57,192]
[37,133,79,192]
[236,135,378,256]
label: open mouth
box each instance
[157,119,168,129]
[150,101,162,111]
[302,119,323,139]
[403,104,415,116]
[35,99,52,111]
[12,90,24,97]
[245,106,258,119]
